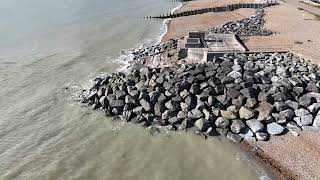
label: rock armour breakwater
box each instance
[132,39,178,60]
[81,52,320,142]
[207,9,273,36]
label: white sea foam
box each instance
[112,2,183,73]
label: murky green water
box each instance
[0,0,267,179]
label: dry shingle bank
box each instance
[81,52,320,142]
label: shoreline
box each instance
[82,0,320,179]
[159,2,283,178]
[157,0,320,179]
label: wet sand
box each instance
[161,0,320,179]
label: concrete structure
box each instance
[178,31,247,62]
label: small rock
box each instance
[195,130,208,139]
[256,132,269,141]
[150,126,160,135]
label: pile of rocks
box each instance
[81,52,320,142]
[207,9,273,36]
[132,39,178,60]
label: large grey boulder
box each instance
[188,109,204,119]
[232,95,246,107]
[299,95,312,107]
[279,109,295,121]
[267,122,284,135]
[274,102,289,112]
[230,119,246,134]
[308,103,320,114]
[115,90,126,100]
[215,117,230,128]
[178,119,194,130]
[177,111,187,119]
[295,108,310,117]
[202,109,212,120]
[245,98,257,108]
[294,108,313,126]
[246,119,264,133]
[165,100,180,111]
[256,101,273,121]
[239,127,254,138]
[239,106,255,120]
[195,118,211,131]
[240,88,258,98]
[288,76,302,86]
[180,102,189,112]
[168,117,181,125]
[285,100,299,110]
[220,110,237,119]
[154,102,166,116]
[228,71,242,79]
[140,99,152,112]
[294,115,313,127]
[125,95,136,104]
[109,100,124,108]
[162,110,176,120]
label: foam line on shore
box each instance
[113,1,183,73]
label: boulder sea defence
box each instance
[81,52,320,142]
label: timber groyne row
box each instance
[147,2,278,19]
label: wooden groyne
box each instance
[146,2,278,19]
[171,0,194,2]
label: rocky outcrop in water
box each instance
[81,52,320,142]
[208,9,273,36]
